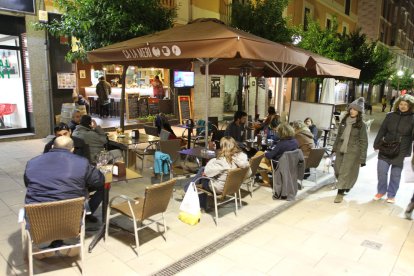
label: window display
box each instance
[0,34,28,132]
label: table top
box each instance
[176,124,204,129]
[100,166,142,183]
[179,147,217,160]
[107,132,160,147]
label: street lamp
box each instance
[397,70,404,95]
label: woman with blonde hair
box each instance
[291,120,315,158]
[185,136,251,210]
[204,136,251,194]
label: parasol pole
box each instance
[197,58,218,148]
[120,65,128,133]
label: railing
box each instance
[161,0,176,9]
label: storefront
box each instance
[0,15,32,135]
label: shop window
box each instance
[0,34,28,132]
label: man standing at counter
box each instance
[96,76,111,118]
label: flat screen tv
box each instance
[0,0,35,14]
[174,71,194,88]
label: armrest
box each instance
[109,195,139,206]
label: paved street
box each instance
[0,104,413,275]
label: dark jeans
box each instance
[88,185,104,214]
[99,104,109,117]
[184,167,211,209]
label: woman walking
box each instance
[332,97,368,203]
[373,94,414,203]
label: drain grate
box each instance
[361,240,382,250]
[152,180,332,276]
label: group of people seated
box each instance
[181,109,320,210]
[27,110,117,236]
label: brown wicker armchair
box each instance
[105,179,176,254]
[197,167,250,226]
[21,197,86,276]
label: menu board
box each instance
[126,93,139,120]
[138,97,149,117]
[57,73,76,89]
[148,98,159,115]
[178,96,192,124]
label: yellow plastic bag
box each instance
[178,211,201,225]
[178,182,201,225]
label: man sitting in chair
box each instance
[25,136,104,225]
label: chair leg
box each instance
[234,193,238,216]
[28,241,33,276]
[80,224,85,275]
[133,220,140,254]
[105,207,111,240]
[238,189,242,208]
[214,196,219,227]
[162,213,167,241]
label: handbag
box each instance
[378,137,400,158]
[178,182,201,225]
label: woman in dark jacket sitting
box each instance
[259,123,298,185]
[304,117,319,145]
[373,94,414,203]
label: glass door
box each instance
[0,34,28,133]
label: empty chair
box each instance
[160,129,171,141]
[302,148,325,185]
[105,179,176,254]
[364,118,374,133]
[197,166,250,226]
[21,197,86,276]
[144,125,159,137]
[135,126,160,171]
[243,152,265,196]
[159,139,190,181]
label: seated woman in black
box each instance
[259,123,299,185]
[155,113,177,139]
[304,117,319,145]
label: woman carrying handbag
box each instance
[332,97,368,203]
[373,94,414,203]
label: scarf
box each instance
[339,116,356,153]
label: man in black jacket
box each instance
[26,136,104,222]
[44,122,88,158]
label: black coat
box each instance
[374,111,414,167]
[43,136,88,159]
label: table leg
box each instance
[187,127,193,149]
[88,182,111,253]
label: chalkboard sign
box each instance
[148,98,160,115]
[178,96,192,124]
[138,97,149,117]
[126,93,139,120]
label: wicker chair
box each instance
[21,197,86,276]
[197,167,250,226]
[105,179,176,254]
[243,153,265,196]
[159,139,191,182]
[302,148,325,186]
[135,127,159,171]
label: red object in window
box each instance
[0,104,16,116]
